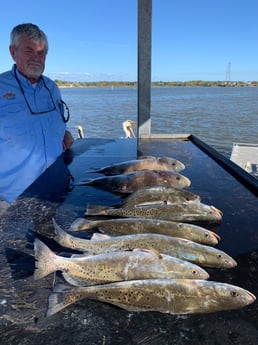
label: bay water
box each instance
[61,86,258,157]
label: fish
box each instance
[46,279,256,317]
[33,239,209,286]
[86,157,185,175]
[85,202,223,223]
[52,219,235,268]
[76,170,191,193]
[117,186,201,207]
[69,218,220,245]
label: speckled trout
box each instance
[46,279,256,317]
[69,218,220,245]
[52,219,235,268]
[85,202,223,223]
[34,239,209,286]
[118,186,201,207]
[77,170,191,193]
[86,157,185,175]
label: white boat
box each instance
[230,143,258,178]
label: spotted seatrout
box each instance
[69,218,220,245]
[86,157,185,175]
[34,239,209,286]
[85,202,223,223]
[77,170,191,193]
[118,186,200,207]
[46,279,256,317]
[52,219,235,268]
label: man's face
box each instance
[9,34,47,83]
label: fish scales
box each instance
[87,157,185,175]
[53,219,235,268]
[33,239,209,286]
[46,279,256,317]
[69,218,220,245]
[78,170,191,193]
[85,202,223,223]
[119,186,200,207]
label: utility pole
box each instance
[137,0,152,139]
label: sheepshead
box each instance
[52,219,235,268]
[118,186,201,207]
[77,170,191,193]
[86,157,185,175]
[34,239,209,286]
[46,279,256,317]
[85,202,223,223]
[69,218,220,245]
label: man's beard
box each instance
[26,63,44,81]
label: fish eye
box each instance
[216,254,222,259]
[230,291,239,297]
[204,233,209,238]
[176,177,180,180]
[192,269,197,275]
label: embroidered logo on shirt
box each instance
[3,92,16,99]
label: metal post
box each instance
[137,0,152,140]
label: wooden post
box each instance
[137,0,152,140]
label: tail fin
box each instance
[52,218,72,247]
[85,204,109,216]
[33,239,58,280]
[68,218,92,232]
[46,283,75,317]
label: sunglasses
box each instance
[14,66,69,122]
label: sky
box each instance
[1,0,258,82]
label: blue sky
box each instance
[1,0,258,81]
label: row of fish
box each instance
[34,219,255,317]
[34,156,256,316]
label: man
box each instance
[0,23,74,205]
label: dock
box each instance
[0,136,258,345]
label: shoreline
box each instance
[56,80,258,88]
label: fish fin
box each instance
[91,233,111,241]
[73,177,98,186]
[84,168,102,173]
[70,253,90,258]
[132,248,163,259]
[52,218,71,247]
[46,283,75,317]
[85,204,109,216]
[33,239,58,280]
[62,272,92,287]
[68,218,92,232]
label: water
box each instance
[61,86,258,157]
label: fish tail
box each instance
[46,284,74,317]
[68,218,93,231]
[33,239,58,280]
[46,284,90,317]
[52,218,73,247]
[85,204,108,216]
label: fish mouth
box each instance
[246,291,256,304]
[227,257,238,268]
[184,177,191,187]
[210,206,223,218]
[211,232,221,242]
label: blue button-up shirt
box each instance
[0,65,66,203]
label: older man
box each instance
[0,23,73,204]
